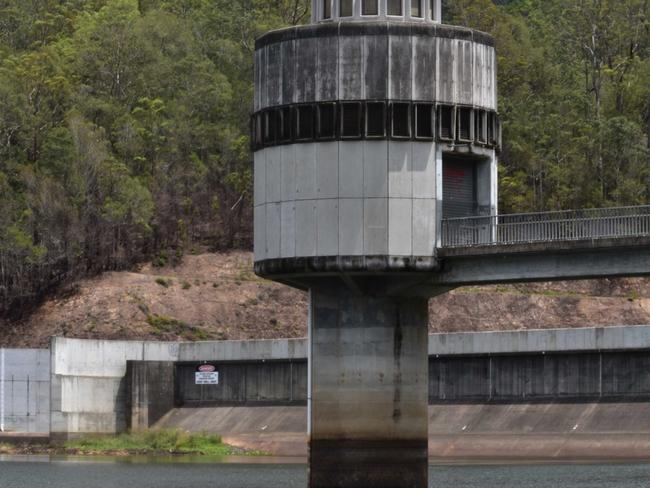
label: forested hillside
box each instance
[446,0,650,212]
[0,0,309,316]
[0,0,648,318]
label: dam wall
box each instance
[48,337,306,438]
[5,325,650,451]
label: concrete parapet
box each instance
[428,325,650,356]
[178,338,307,362]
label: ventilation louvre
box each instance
[457,107,473,142]
[317,103,337,140]
[438,105,455,141]
[340,102,363,139]
[415,103,434,140]
[295,105,315,140]
[391,102,411,139]
[366,102,386,138]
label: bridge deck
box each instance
[441,205,650,248]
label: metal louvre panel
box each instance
[442,158,476,218]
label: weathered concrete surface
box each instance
[156,406,308,456]
[429,325,650,356]
[253,22,498,272]
[176,361,307,406]
[434,237,650,286]
[46,326,650,437]
[50,338,180,439]
[157,402,650,461]
[178,339,307,362]
[428,401,650,460]
[0,349,50,434]
[49,337,308,437]
[126,361,175,431]
[310,287,429,488]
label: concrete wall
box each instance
[157,403,650,460]
[8,325,648,437]
[254,25,497,112]
[49,337,307,436]
[0,348,49,434]
[254,141,440,261]
[177,361,307,406]
[50,338,180,438]
[126,361,175,431]
[428,325,650,356]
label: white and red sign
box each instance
[195,364,219,385]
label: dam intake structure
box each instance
[252,1,650,486]
[252,0,497,485]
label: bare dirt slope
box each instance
[3,251,650,348]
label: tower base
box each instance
[309,285,429,488]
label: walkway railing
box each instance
[441,205,650,248]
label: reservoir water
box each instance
[1,457,650,487]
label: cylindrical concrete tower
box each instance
[253,1,498,486]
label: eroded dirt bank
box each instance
[3,251,650,347]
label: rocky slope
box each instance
[3,251,650,348]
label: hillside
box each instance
[3,251,650,348]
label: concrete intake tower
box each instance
[252,0,499,486]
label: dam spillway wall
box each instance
[6,326,650,440]
[430,352,650,402]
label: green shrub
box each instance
[152,251,169,268]
[64,430,244,456]
[147,314,209,341]
[155,277,172,288]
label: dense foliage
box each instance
[0,0,308,316]
[446,0,650,213]
[0,0,648,316]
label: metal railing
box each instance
[441,205,650,248]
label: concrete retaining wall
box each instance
[1,325,648,438]
[157,402,650,460]
[49,338,180,438]
[0,348,50,434]
[49,337,307,437]
[177,361,307,406]
[126,361,175,431]
[429,351,650,402]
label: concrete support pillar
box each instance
[309,286,429,488]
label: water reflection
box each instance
[1,456,650,488]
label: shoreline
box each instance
[2,451,650,468]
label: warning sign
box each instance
[195,371,219,385]
[195,364,219,385]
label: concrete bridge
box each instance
[434,205,650,287]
